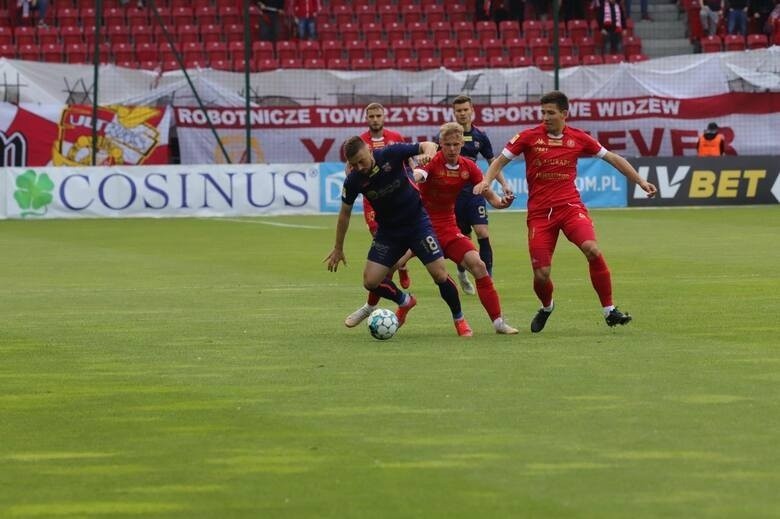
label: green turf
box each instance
[1,207,779,518]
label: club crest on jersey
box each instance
[460,171,469,179]
[566,139,576,148]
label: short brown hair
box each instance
[452,95,472,106]
[364,102,385,114]
[540,90,569,111]
[439,122,464,141]
[343,136,367,160]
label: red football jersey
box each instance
[503,124,606,218]
[359,129,406,150]
[419,151,484,228]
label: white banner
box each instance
[2,164,319,219]
[175,93,780,163]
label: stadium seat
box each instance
[700,35,722,53]
[327,57,349,69]
[321,40,343,60]
[61,26,83,46]
[247,41,271,61]
[195,6,218,25]
[0,44,15,59]
[56,6,79,27]
[408,21,428,41]
[206,41,228,63]
[378,4,398,24]
[298,40,321,60]
[567,19,589,41]
[413,39,435,59]
[431,21,451,40]
[390,39,412,60]
[81,7,97,27]
[523,20,544,39]
[746,33,768,49]
[372,57,395,69]
[723,34,745,51]
[426,4,446,23]
[534,55,555,70]
[448,3,468,22]
[476,20,497,40]
[176,25,199,44]
[127,9,148,27]
[577,36,596,58]
[303,57,326,69]
[344,39,367,61]
[14,27,36,46]
[279,58,303,69]
[351,57,373,71]
[400,4,423,23]
[113,42,135,62]
[386,22,406,41]
[0,27,12,46]
[208,58,230,71]
[419,55,442,69]
[483,38,504,59]
[255,57,279,71]
[438,38,459,59]
[41,43,63,62]
[220,5,241,25]
[397,57,418,71]
[603,53,625,64]
[529,37,550,59]
[557,37,574,56]
[560,55,579,67]
[223,24,244,42]
[442,56,464,70]
[504,37,528,57]
[66,43,89,63]
[454,21,474,40]
[498,20,521,40]
[465,55,488,70]
[136,42,158,62]
[367,39,390,60]
[276,40,297,61]
[363,22,383,41]
[318,23,338,41]
[37,26,59,46]
[333,4,352,25]
[200,24,222,44]
[104,7,124,26]
[461,38,482,59]
[581,54,603,65]
[489,55,510,68]
[627,53,649,62]
[356,4,375,24]
[18,44,40,61]
[623,35,642,57]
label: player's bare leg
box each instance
[461,251,518,334]
[397,249,414,289]
[345,253,411,327]
[425,258,471,336]
[580,240,632,327]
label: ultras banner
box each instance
[2,164,319,219]
[174,93,780,164]
[0,103,172,167]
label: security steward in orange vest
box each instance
[697,122,725,156]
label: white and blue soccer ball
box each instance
[367,308,399,340]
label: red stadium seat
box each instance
[355,4,376,24]
[220,5,241,25]
[104,7,125,26]
[581,54,603,65]
[18,43,40,61]
[462,38,482,59]
[61,26,84,46]
[250,41,274,60]
[483,37,504,59]
[523,20,544,39]
[298,40,321,60]
[14,27,36,46]
[431,21,451,40]
[392,39,414,60]
[318,22,338,41]
[351,57,373,70]
[211,59,232,71]
[344,39,367,60]
[448,3,467,22]
[176,25,199,44]
[367,39,390,60]
[746,33,768,49]
[408,21,428,41]
[0,44,15,59]
[426,4,446,23]
[623,35,642,57]
[567,19,589,41]
[723,34,745,51]
[529,37,550,59]
[397,57,418,71]
[113,42,135,62]
[303,57,326,69]
[465,55,488,70]
[327,57,349,69]
[200,24,221,44]
[419,56,442,69]
[136,42,158,62]
[372,57,395,69]
[0,27,12,46]
[206,41,228,63]
[510,55,532,67]
[560,55,579,67]
[363,22,383,41]
[340,22,360,41]
[534,55,555,70]
[413,38,435,59]
[603,53,625,64]
[476,20,497,40]
[386,22,406,41]
[66,43,89,63]
[700,35,722,53]
[332,4,352,25]
[498,20,521,40]
[255,57,279,71]
[442,56,464,70]
[453,21,474,40]
[577,36,596,57]
[489,55,510,68]
[41,43,64,62]
[378,4,398,24]
[438,38,459,59]
[56,6,79,27]
[279,58,303,69]
[504,37,528,57]
[321,40,343,60]
[195,6,218,25]
[400,4,423,23]
[627,53,649,62]
[557,37,574,56]
[276,40,297,61]
[37,26,59,46]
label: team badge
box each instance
[566,139,575,148]
[460,171,469,179]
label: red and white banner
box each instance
[175,93,780,163]
[0,103,171,167]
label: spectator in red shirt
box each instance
[474,91,657,332]
[292,0,320,40]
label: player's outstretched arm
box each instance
[474,154,510,195]
[417,141,438,165]
[324,202,352,272]
[603,151,658,198]
[484,187,515,209]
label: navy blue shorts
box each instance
[368,216,444,268]
[455,191,488,235]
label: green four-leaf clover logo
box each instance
[14,170,54,217]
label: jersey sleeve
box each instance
[340,173,359,206]
[478,132,495,161]
[384,142,421,162]
[466,159,484,185]
[580,131,608,158]
[502,131,527,160]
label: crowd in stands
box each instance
[0,0,775,72]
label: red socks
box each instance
[533,277,554,308]
[475,276,502,322]
[588,254,613,307]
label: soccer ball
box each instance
[367,308,399,340]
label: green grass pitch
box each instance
[1,207,779,518]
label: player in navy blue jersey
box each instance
[324,136,474,337]
[448,95,513,295]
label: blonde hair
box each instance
[439,122,464,141]
[364,102,385,114]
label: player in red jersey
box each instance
[414,122,519,335]
[473,91,657,332]
[344,103,414,328]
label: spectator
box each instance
[727,0,749,35]
[15,0,50,27]
[697,122,726,156]
[625,0,652,20]
[561,0,585,21]
[767,0,780,35]
[700,0,725,36]
[598,0,626,54]
[259,0,284,42]
[749,0,774,36]
[292,0,320,40]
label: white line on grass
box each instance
[203,218,327,229]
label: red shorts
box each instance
[436,224,477,265]
[527,203,596,269]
